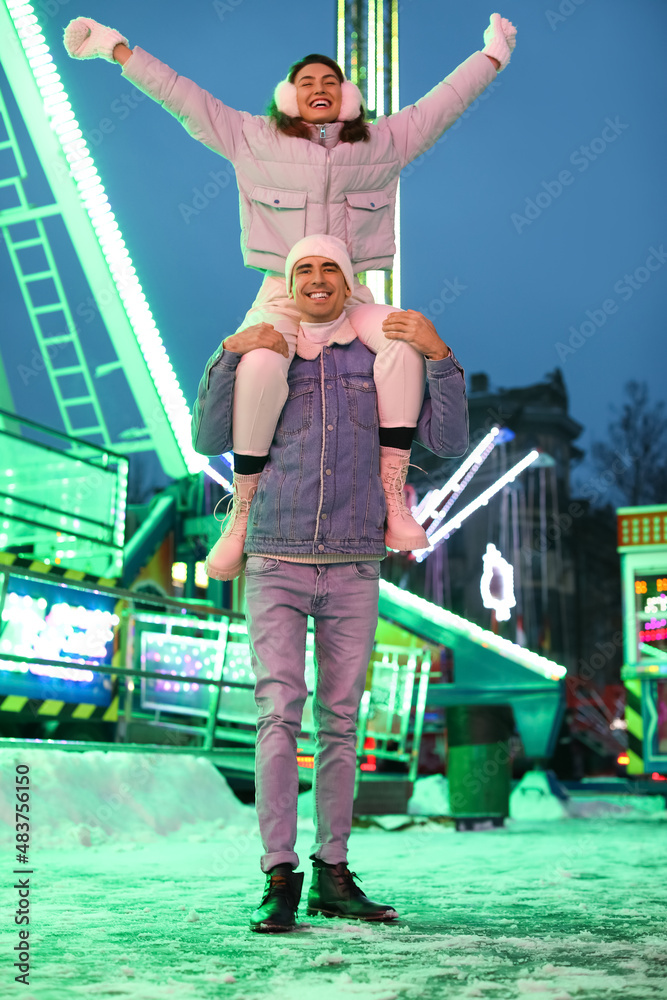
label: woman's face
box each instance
[293,63,343,124]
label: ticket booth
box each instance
[617,504,667,775]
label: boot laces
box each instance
[382,459,425,518]
[261,872,291,904]
[332,864,364,896]
[213,490,254,537]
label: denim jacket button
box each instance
[321,513,327,519]
[327,424,334,431]
[318,544,325,551]
[325,469,332,475]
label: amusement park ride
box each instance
[1,1,658,812]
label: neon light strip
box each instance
[422,435,499,534]
[376,0,384,118]
[337,0,346,69]
[5,1,207,476]
[638,642,667,661]
[367,0,376,114]
[391,0,399,113]
[203,463,232,491]
[414,426,500,523]
[392,180,401,308]
[415,450,540,560]
[390,0,400,305]
[380,580,567,680]
[364,270,386,305]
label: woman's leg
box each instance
[346,301,425,431]
[206,277,301,581]
[233,275,301,458]
[346,299,428,551]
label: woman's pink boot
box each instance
[379,447,428,552]
[205,472,261,581]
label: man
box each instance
[192,235,468,931]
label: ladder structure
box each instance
[0,89,112,446]
[0,0,209,480]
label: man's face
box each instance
[293,63,342,124]
[291,256,351,323]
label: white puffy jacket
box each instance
[122,48,496,274]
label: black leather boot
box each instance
[306,861,399,921]
[249,865,305,933]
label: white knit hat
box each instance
[285,235,354,295]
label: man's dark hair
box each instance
[267,53,370,143]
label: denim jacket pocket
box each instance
[247,186,307,259]
[278,381,314,436]
[341,376,378,429]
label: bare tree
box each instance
[592,381,667,507]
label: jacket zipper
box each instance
[319,125,331,234]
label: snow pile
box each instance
[510,770,569,821]
[0,748,256,848]
[510,770,666,822]
[407,773,450,815]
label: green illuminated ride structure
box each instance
[0,3,217,496]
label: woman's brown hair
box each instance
[267,53,370,143]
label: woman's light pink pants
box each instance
[232,275,426,455]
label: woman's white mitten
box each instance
[63,17,128,62]
[482,13,517,71]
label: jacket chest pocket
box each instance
[247,185,307,258]
[344,190,396,262]
[341,376,378,429]
[278,381,314,437]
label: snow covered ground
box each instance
[1,750,666,1000]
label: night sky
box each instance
[2,0,666,488]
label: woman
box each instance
[64,13,516,577]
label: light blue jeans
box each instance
[244,557,380,872]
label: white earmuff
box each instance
[274,76,364,121]
[274,79,299,118]
[339,80,363,121]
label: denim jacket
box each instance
[192,322,468,557]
